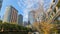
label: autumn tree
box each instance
[32,0,60,34]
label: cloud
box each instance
[18,0,42,21]
[17,0,52,21]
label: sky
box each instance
[0,0,52,21]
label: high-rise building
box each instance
[3,6,18,24]
[0,0,3,10]
[28,11,36,24]
[18,14,23,26]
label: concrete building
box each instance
[0,0,3,10]
[18,14,23,26]
[3,6,18,24]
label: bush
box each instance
[0,20,32,32]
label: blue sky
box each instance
[0,0,52,21]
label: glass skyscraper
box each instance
[18,14,23,26]
[28,11,36,24]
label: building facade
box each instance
[28,11,36,24]
[0,0,3,10]
[3,6,18,24]
[18,14,23,26]
[0,0,3,20]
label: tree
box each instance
[0,20,2,23]
[33,21,55,34]
[32,9,60,34]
